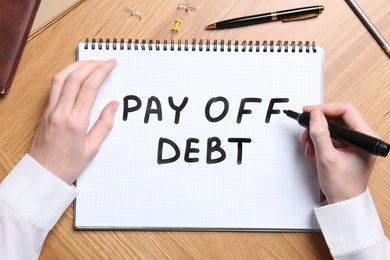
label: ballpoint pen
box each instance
[345,0,390,58]
[284,110,390,157]
[205,5,324,30]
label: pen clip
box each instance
[282,13,320,22]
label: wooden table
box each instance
[1,0,389,258]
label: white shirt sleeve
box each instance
[314,189,390,259]
[0,154,78,260]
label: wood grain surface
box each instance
[0,0,389,259]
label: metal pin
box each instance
[125,7,143,18]
[177,3,196,12]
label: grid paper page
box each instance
[75,40,324,231]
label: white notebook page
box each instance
[75,40,324,230]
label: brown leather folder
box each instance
[0,0,41,94]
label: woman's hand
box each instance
[29,60,118,185]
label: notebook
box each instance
[74,38,324,231]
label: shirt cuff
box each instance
[314,189,384,257]
[0,154,78,231]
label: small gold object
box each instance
[172,18,182,33]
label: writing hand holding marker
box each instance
[287,103,387,203]
[284,109,389,157]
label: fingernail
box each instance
[111,101,119,111]
[107,58,117,64]
[311,110,321,121]
[299,132,305,142]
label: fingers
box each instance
[56,61,107,114]
[47,61,100,112]
[307,110,338,160]
[47,60,117,120]
[87,101,119,157]
[303,103,379,138]
[299,130,315,157]
[73,59,117,121]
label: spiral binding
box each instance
[84,38,317,53]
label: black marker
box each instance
[283,110,390,157]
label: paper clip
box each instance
[172,18,182,33]
[177,3,196,12]
[125,7,143,19]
